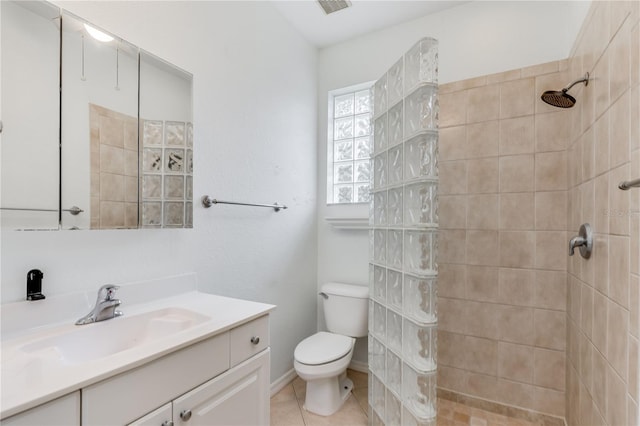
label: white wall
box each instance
[317,0,591,365]
[1,0,318,384]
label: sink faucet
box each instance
[76,284,123,325]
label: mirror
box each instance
[1,1,61,230]
[0,1,194,230]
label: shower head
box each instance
[540,72,589,108]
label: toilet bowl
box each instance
[293,283,368,416]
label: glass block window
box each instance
[328,84,373,204]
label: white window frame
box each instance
[326,81,375,205]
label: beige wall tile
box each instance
[125,176,138,203]
[607,298,629,379]
[499,116,534,156]
[533,386,565,417]
[440,126,467,161]
[440,160,468,195]
[533,348,565,391]
[466,266,498,303]
[100,201,125,228]
[438,297,467,335]
[535,111,572,153]
[124,118,138,151]
[466,300,500,340]
[100,144,125,175]
[495,379,534,409]
[535,151,567,191]
[500,78,535,119]
[438,263,467,299]
[486,68,521,85]
[439,230,467,264]
[440,91,468,127]
[500,192,534,230]
[499,231,535,268]
[90,197,100,221]
[610,91,631,169]
[523,61,560,79]
[609,235,630,308]
[533,309,566,350]
[578,333,593,394]
[605,363,628,426]
[466,121,499,158]
[609,18,631,103]
[125,203,138,229]
[464,336,498,375]
[497,305,534,345]
[594,113,610,176]
[534,270,566,311]
[536,231,567,271]
[99,115,124,147]
[568,275,582,322]
[466,372,498,401]
[467,158,499,194]
[592,290,608,355]
[438,365,467,393]
[631,274,639,338]
[100,173,125,202]
[467,230,499,266]
[581,127,595,180]
[580,284,594,339]
[594,48,611,119]
[498,267,534,307]
[593,235,610,295]
[609,165,631,236]
[124,150,138,177]
[467,194,498,230]
[439,195,467,229]
[629,335,639,402]
[499,155,534,193]
[535,191,567,231]
[438,330,467,369]
[592,347,608,417]
[467,85,500,123]
[497,342,533,383]
[594,173,610,234]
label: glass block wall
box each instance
[368,37,439,426]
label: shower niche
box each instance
[369,37,439,426]
[1,1,193,230]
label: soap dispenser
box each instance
[27,269,46,301]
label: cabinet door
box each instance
[1,392,80,426]
[127,402,172,426]
[173,349,269,426]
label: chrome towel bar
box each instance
[201,196,287,212]
[0,206,84,215]
[619,178,640,190]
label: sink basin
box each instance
[19,307,210,364]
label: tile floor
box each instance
[270,370,539,426]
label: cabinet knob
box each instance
[250,336,260,345]
[161,421,174,426]
[179,409,192,421]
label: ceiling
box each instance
[271,0,469,48]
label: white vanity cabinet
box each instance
[0,392,80,426]
[118,315,270,426]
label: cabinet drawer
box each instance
[83,333,229,426]
[1,392,80,426]
[229,315,269,366]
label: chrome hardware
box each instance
[0,120,3,133]
[75,284,123,325]
[619,177,640,190]
[319,292,328,299]
[569,223,593,259]
[179,410,192,421]
[201,196,287,212]
[250,336,260,345]
[161,421,174,426]
[0,206,84,215]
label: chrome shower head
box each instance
[541,72,589,108]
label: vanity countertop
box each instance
[0,281,275,419]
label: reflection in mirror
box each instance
[61,12,139,230]
[0,1,61,230]
[139,51,193,228]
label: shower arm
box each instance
[562,72,589,92]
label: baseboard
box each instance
[348,360,368,373]
[270,368,298,397]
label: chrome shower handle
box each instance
[569,223,592,259]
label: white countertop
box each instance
[0,277,275,419]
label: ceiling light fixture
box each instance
[317,0,351,15]
[83,23,114,42]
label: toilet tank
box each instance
[321,282,369,338]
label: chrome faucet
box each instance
[76,284,123,325]
[569,223,593,259]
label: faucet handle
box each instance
[98,284,119,301]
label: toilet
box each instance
[294,282,369,416]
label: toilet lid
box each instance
[295,332,354,365]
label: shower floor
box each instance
[270,370,539,426]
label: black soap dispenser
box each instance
[27,269,46,301]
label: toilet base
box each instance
[303,372,353,416]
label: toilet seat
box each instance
[294,332,353,365]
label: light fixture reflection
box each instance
[83,23,114,42]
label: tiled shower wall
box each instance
[437,61,572,418]
[566,2,640,426]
